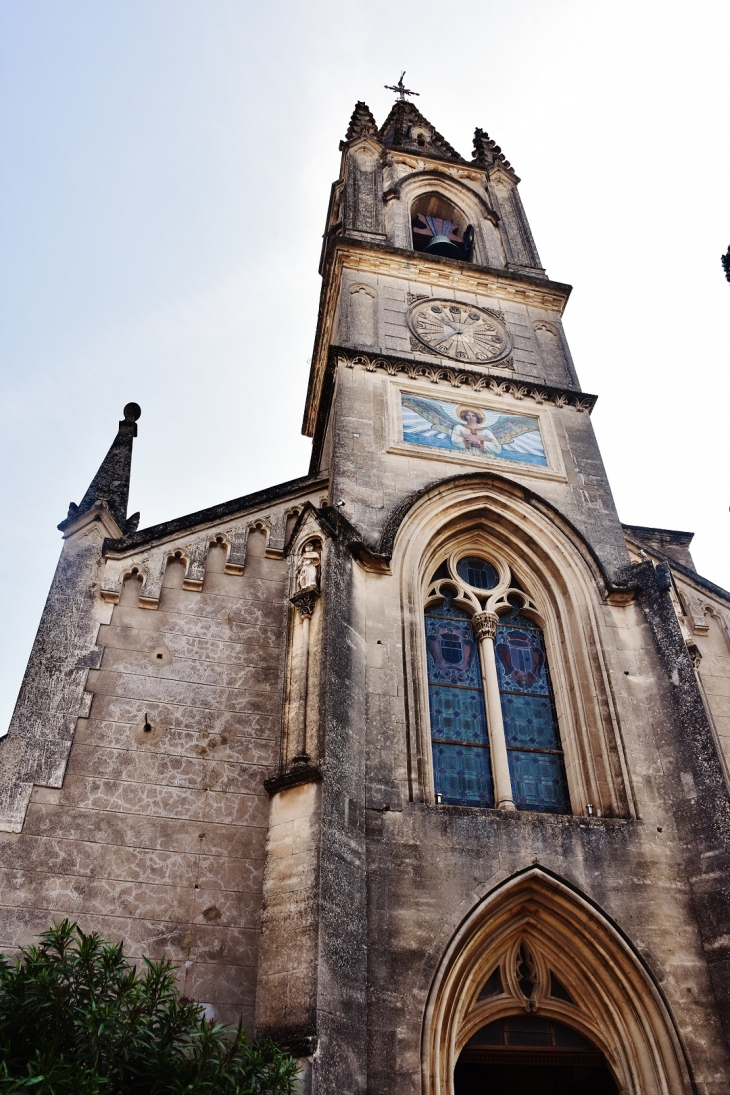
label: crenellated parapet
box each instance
[99,502,313,610]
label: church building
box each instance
[1,89,730,1093]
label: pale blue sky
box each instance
[1,0,729,729]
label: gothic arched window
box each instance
[411,193,473,261]
[495,605,570,813]
[425,601,493,807]
[424,555,569,814]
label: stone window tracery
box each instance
[424,552,570,813]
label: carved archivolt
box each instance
[383,170,505,266]
[394,476,632,818]
[422,869,691,1094]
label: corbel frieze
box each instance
[100,514,288,608]
[333,347,596,414]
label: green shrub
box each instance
[0,920,298,1094]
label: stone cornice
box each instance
[264,763,323,796]
[303,237,572,438]
[325,239,570,301]
[337,346,595,409]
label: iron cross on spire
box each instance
[384,72,419,100]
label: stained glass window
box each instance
[494,606,570,813]
[456,556,499,590]
[425,602,493,807]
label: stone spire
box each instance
[378,100,465,162]
[472,127,513,171]
[344,101,378,142]
[58,403,141,534]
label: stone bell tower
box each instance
[303,92,624,565]
[1,86,729,1095]
[256,88,730,1094]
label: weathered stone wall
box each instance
[300,349,730,1091]
[326,362,629,579]
[336,267,571,386]
[672,573,730,780]
[0,489,321,1030]
[339,531,730,1093]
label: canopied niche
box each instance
[422,870,691,1094]
[394,475,632,818]
[534,320,569,380]
[347,282,377,347]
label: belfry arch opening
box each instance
[411,192,473,260]
[422,870,691,1095]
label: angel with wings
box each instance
[451,407,501,454]
[401,395,544,462]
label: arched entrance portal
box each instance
[422,869,692,1095]
[455,1015,618,1094]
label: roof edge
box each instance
[103,473,329,556]
[622,523,695,546]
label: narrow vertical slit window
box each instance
[494,605,569,813]
[425,602,493,806]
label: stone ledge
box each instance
[264,764,323,796]
[331,346,596,412]
[415,802,633,826]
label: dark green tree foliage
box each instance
[0,921,298,1094]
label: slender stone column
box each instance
[290,586,319,763]
[472,611,516,811]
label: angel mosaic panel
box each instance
[401,394,547,467]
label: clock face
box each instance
[408,299,511,365]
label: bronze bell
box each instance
[424,234,462,258]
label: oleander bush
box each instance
[0,920,298,1094]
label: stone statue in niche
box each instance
[297,542,321,591]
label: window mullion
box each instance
[472,612,516,811]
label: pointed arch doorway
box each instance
[422,870,692,1095]
[455,1013,618,1094]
